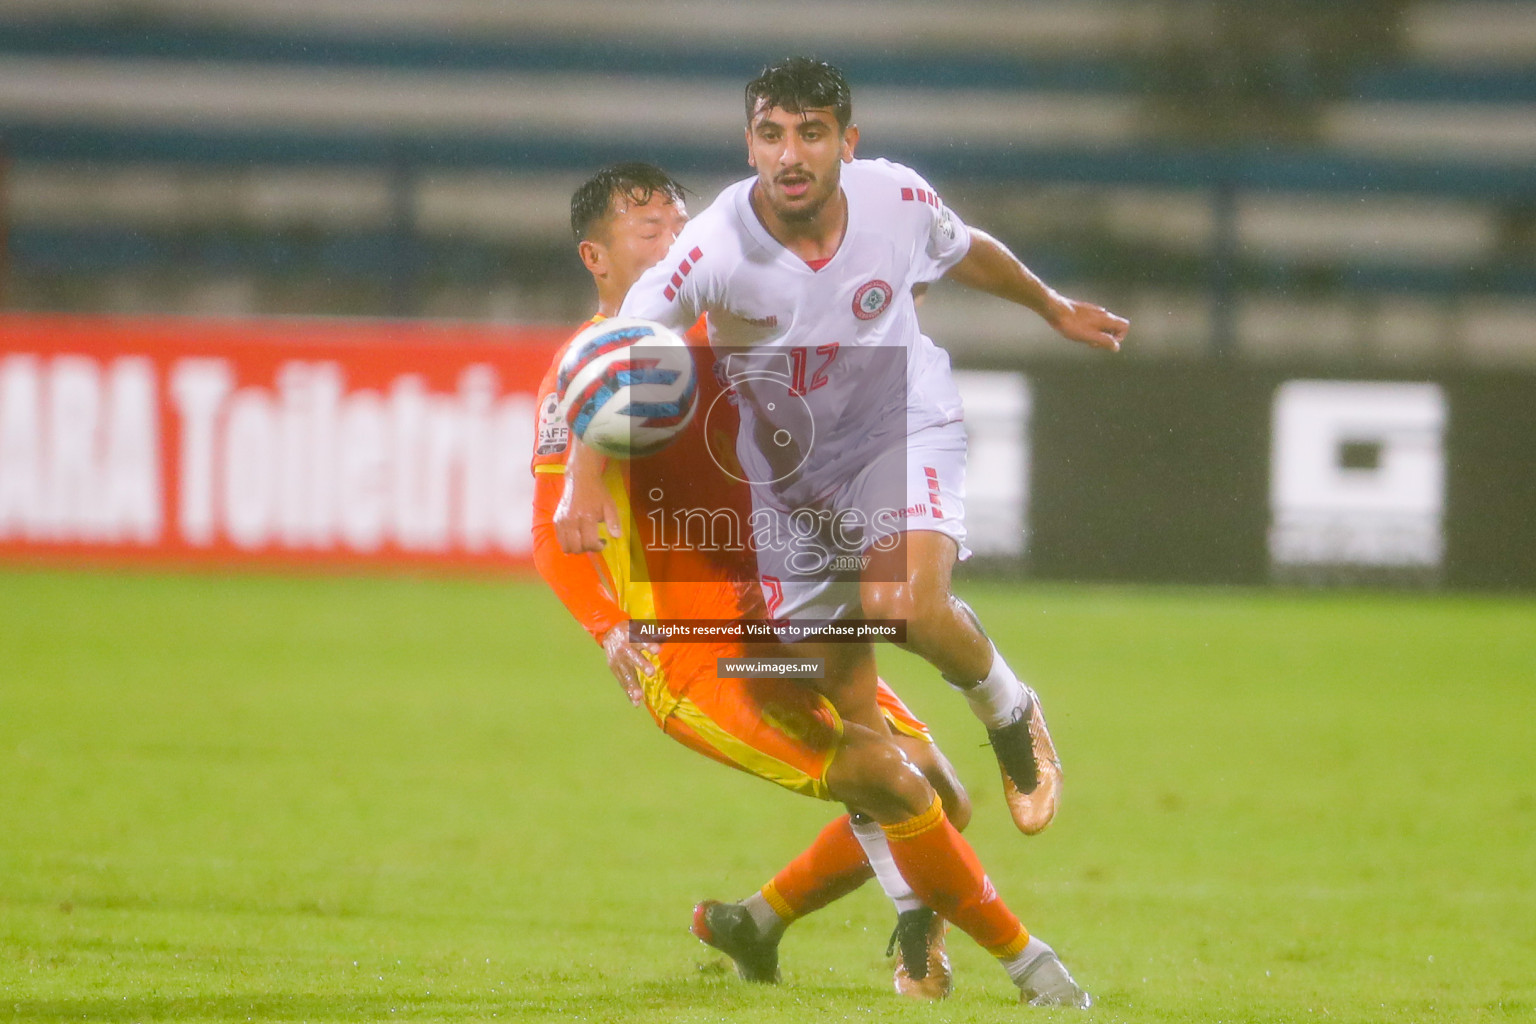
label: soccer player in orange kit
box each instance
[531,164,1088,1007]
[565,59,1123,839]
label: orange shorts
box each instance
[639,642,932,800]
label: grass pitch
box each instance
[1,566,1533,1023]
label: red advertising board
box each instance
[0,313,566,571]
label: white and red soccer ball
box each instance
[556,317,698,459]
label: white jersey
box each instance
[620,157,972,504]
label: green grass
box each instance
[1,566,1533,1023]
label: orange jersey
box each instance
[530,316,761,644]
[530,317,934,801]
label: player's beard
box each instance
[772,174,835,224]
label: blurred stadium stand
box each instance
[1,0,1532,366]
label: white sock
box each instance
[741,890,788,941]
[949,643,1032,729]
[1000,935,1054,986]
[848,816,924,915]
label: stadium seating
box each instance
[1,0,1532,365]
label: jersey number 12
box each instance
[788,344,839,397]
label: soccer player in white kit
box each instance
[559,58,1128,837]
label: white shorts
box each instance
[754,421,970,631]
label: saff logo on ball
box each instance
[852,279,893,321]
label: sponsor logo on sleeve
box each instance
[535,391,568,455]
[937,207,957,242]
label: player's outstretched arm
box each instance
[945,228,1128,352]
[533,475,658,708]
[554,439,620,553]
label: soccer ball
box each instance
[556,316,699,459]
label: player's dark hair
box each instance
[745,57,853,129]
[570,162,687,242]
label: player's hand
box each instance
[554,441,620,553]
[1047,295,1129,352]
[601,624,659,707]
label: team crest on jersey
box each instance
[852,279,893,321]
[535,391,568,455]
